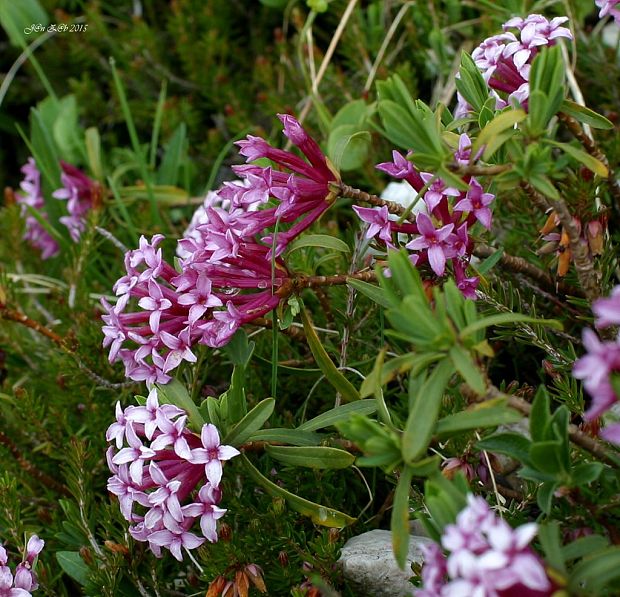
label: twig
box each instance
[448,163,512,176]
[0,305,65,346]
[333,182,408,217]
[473,245,585,298]
[522,183,602,302]
[0,431,71,496]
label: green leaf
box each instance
[224,329,255,366]
[222,397,275,445]
[548,140,608,178]
[265,445,355,469]
[287,234,350,254]
[156,379,204,431]
[537,480,558,514]
[347,278,394,309]
[56,551,90,586]
[477,248,504,274]
[85,127,103,181]
[472,109,527,156]
[300,308,360,402]
[298,400,377,432]
[331,99,368,129]
[570,462,604,486]
[247,428,322,446]
[562,535,609,562]
[530,386,551,442]
[387,249,425,298]
[157,123,187,185]
[392,464,414,569]
[327,124,371,171]
[227,364,249,424]
[436,404,521,436]
[52,95,83,164]
[538,521,566,573]
[449,344,485,394]
[476,432,531,463]
[529,174,560,199]
[560,100,614,130]
[402,359,453,463]
[530,440,564,475]
[459,312,562,339]
[241,455,356,527]
[0,0,48,46]
[569,547,620,593]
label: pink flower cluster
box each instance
[0,535,44,596]
[15,158,97,258]
[103,114,338,383]
[15,159,59,260]
[416,495,552,597]
[53,161,98,242]
[355,134,492,298]
[573,286,620,444]
[596,0,620,24]
[456,14,572,115]
[106,388,239,561]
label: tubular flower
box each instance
[596,0,620,25]
[52,161,98,242]
[106,388,238,561]
[104,114,335,383]
[573,285,620,444]
[416,495,553,597]
[457,14,572,114]
[15,158,59,259]
[355,134,490,298]
[0,535,44,596]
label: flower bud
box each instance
[218,522,233,542]
[278,551,289,567]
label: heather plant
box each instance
[3,1,620,596]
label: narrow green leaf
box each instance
[85,127,103,181]
[537,480,558,514]
[560,100,614,130]
[569,547,620,593]
[242,455,356,527]
[548,140,608,178]
[301,308,360,402]
[248,428,322,446]
[222,397,275,445]
[298,400,377,432]
[476,432,532,462]
[472,109,527,156]
[347,278,394,309]
[287,234,350,254]
[156,379,204,431]
[571,462,604,486]
[562,535,609,562]
[402,359,453,463]
[56,551,89,586]
[459,312,562,339]
[530,386,550,442]
[157,123,187,185]
[476,248,504,274]
[436,405,521,436]
[392,464,414,570]
[449,344,486,394]
[538,521,566,573]
[266,445,355,469]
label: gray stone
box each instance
[338,530,433,597]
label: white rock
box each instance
[338,529,432,596]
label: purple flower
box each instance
[596,0,620,24]
[0,535,44,596]
[454,179,495,229]
[15,158,59,260]
[593,286,620,328]
[406,213,455,277]
[416,495,552,596]
[190,423,241,486]
[105,392,239,560]
[352,205,394,247]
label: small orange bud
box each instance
[235,570,250,597]
[540,211,559,235]
[104,540,129,556]
[206,576,227,597]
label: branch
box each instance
[333,182,408,218]
[0,305,66,346]
[474,244,585,298]
[448,163,511,176]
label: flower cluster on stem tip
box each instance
[355,134,492,298]
[416,495,552,597]
[15,158,96,257]
[103,114,338,383]
[573,286,620,444]
[0,536,44,596]
[456,14,572,116]
[106,388,239,561]
[596,0,620,25]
